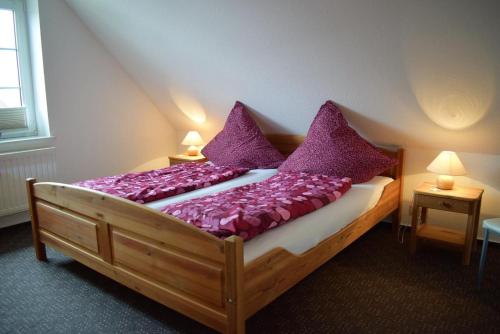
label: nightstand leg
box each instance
[421,207,428,224]
[463,213,475,265]
[391,208,401,240]
[410,205,420,254]
[472,198,482,252]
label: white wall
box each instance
[38,0,176,183]
[64,0,499,236]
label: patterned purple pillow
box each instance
[278,101,398,183]
[202,101,285,169]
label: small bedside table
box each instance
[409,182,483,265]
[169,154,207,166]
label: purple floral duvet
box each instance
[162,172,352,241]
[74,162,249,204]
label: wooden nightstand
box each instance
[168,154,207,166]
[409,182,483,265]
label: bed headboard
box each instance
[265,134,404,180]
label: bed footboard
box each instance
[26,179,245,334]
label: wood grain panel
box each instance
[112,228,224,307]
[37,201,98,253]
[416,224,465,246]
[26,178,46,261]
[224,236,245,334]
[415,182,483,201]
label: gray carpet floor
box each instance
[1,222,499,334]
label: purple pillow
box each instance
[278,101,398,183]
[202,101,285,169]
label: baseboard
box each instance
[0,211,30,229]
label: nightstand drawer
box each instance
[416,194,470,214]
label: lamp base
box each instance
[436,175,454,190]
[186,146,199,156]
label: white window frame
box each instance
[0,0,36,139]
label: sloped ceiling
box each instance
[65,0,500,154]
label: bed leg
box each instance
[26,178,47,261]
[391,208,401,241]
[224,236,245,334]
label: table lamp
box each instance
[181,130,204,156]
[426,151,466,190]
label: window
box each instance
[0,0,36,139]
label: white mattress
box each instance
[145,170,393,264]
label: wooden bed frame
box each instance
[27,134,403,333]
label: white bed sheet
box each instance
[145,170,393,264]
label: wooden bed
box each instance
[27,134,404,334]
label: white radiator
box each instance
[0,147,56,217]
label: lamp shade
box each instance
[181,131,204,146]
[426,151,466,176]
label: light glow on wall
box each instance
[411,75,494,130]
[402,6,496,130]
[169,88,207,124]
